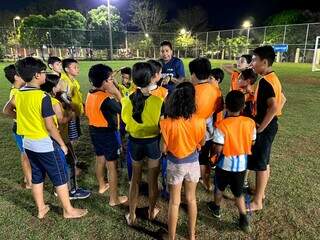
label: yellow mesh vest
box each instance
[121,95,163,138]
[16,89,50,139]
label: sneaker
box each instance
[207,201,221,218]
[239,214,252,233]
[69,188,91,200]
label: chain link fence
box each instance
[1,22,320,63]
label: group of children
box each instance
[3,44,285,240]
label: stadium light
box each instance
[242,20,252,53]
[180,28,187,35]
[242,20,252,29]
[145,33,149,38]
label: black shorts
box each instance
[214,167,246,198]
[248,118,278,171]
[89,127,120,161]
[199,140,212,165]
[128,136,161,161]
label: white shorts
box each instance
[167,153,201,185]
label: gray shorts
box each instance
[167,151,201,185]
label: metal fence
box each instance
[1,22,320,63]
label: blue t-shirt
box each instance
[160,57,185,79]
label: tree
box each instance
[266,10,306,26]
[175,31,196,57]
[129,0,167,33]
[47,9,87,46]
[87,5,123,31]
[173,6,208,32]
[19,15,48,48]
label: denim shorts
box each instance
[89,127,120,161]
[13,133,25,153]
[128,136,161,161]
[25,142,68,187]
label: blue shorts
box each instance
[25,142,68,187]
[13,133,25,153]
[128,136,161,161]
[89,127,120,161]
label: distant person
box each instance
[222,54,252,91]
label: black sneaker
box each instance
[239,214,252,233]
[207,201,221,218]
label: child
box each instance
[160,82,206,240]
[238,68,258,118]
[209,68,225,124]
[189,57,222,191]
[60,58,83,142]
[3,57,87,219]
[209,68,224,87]
[208,90,256,233]
[222,54,252,91]
[41,74,91,200]
[47,56,62,76]
[3,64,32,189]
[122,62,163,225]
[116,67,135,97]
[147,59,168,100]
[247,45,286,211]
[85,64,128,206]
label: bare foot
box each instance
[148,207,160,221]
[109,196,128,206]
[247,201,263,212]
[63,208,88,219]
[38,205,50,219]
[98,183,110,194]
[125,213,136,226]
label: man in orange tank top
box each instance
[247,45,286,212]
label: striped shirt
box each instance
[213,127,256,172]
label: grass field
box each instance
[0,59,319,240]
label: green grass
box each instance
[0,59,319,239]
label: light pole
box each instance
[242,20,252,53]
[107,0,113,60]
[13,16,21,60]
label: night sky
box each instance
[2,0,320,29]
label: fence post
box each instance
[263,27,267,44]
[303,23,310,63]
[125,30,128,55]
[283,25,287,44]
[205,31,209,52]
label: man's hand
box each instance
[60,145,68,155]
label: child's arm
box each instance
[280,92,286,112]
[53,103,74,124]
[105,80,122,102]
[2,96,16,119]
[221,63,236,75]
[44,116,68,155]
[257,97,278,133]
